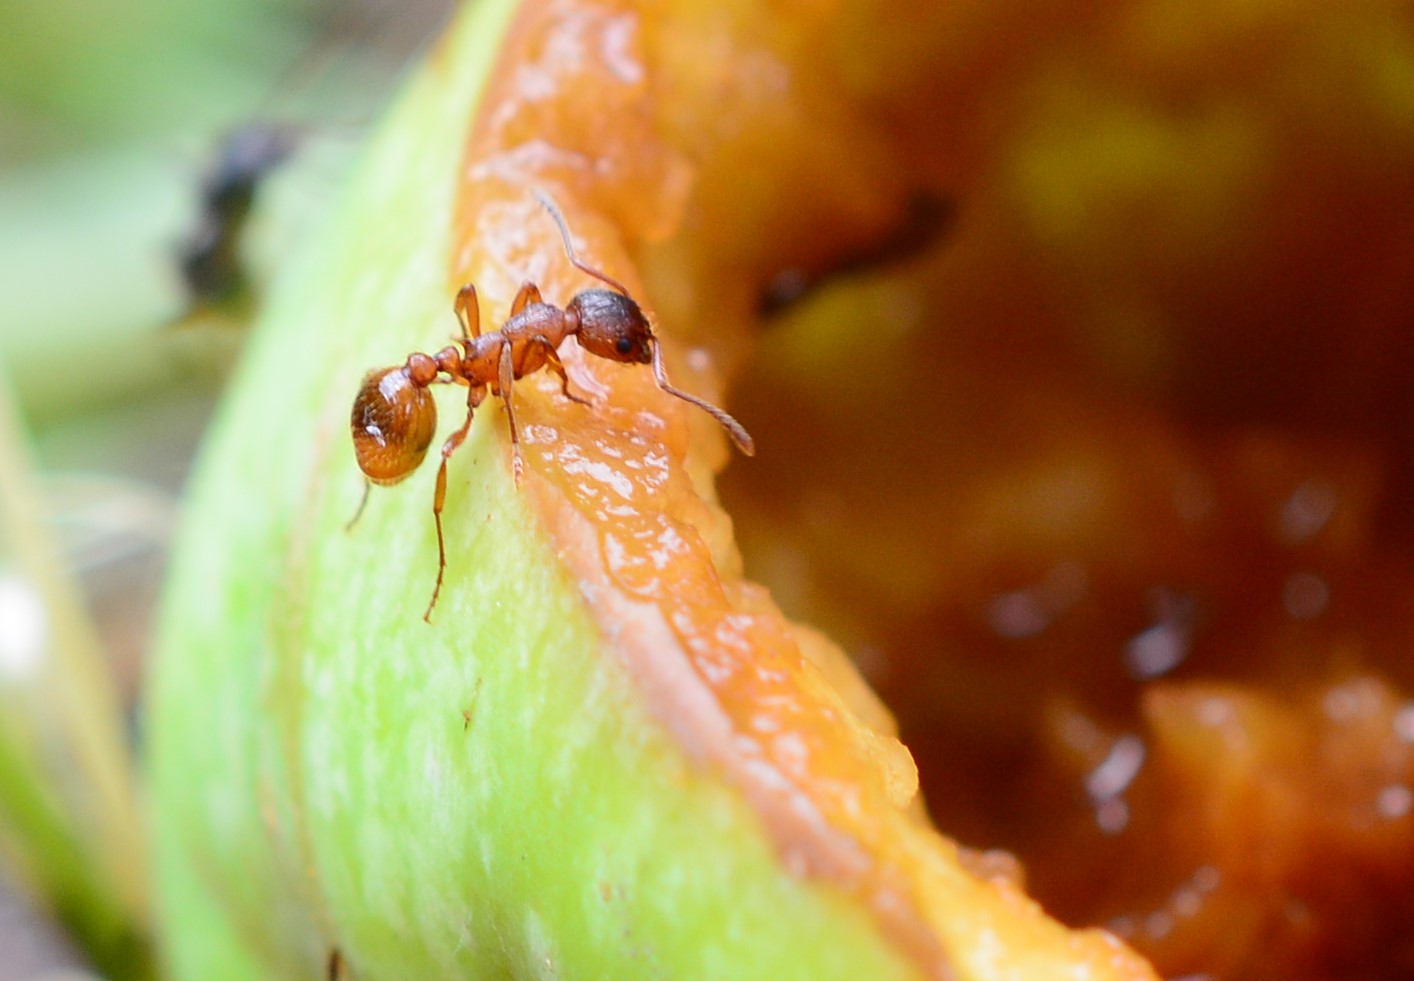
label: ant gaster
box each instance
[350,190,755,621]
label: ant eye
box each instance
[616,337,634,355]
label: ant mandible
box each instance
[350,189,755,621]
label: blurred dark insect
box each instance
[176,121,300,313]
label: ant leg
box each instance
[425,390,483,622]
[533,338,591,405]
[454,285,481,339]
[509,280,543,317]
[497,342,525,485]
[345,479,372,532]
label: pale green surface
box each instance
[147,2,920,978]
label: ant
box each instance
[350,190,755,621]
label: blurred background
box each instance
[4,0,1414,979]
[0,1,449,976]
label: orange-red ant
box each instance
[350,190,755,621]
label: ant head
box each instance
[351,364,438,485]
[569,289,654,365]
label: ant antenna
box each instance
[532,188,633,296]
[652,342,756,456]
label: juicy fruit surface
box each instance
[443,0,1160,977]
[706,1,1414,979]
[149,0,1414,978]
[149,0,1155,977]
